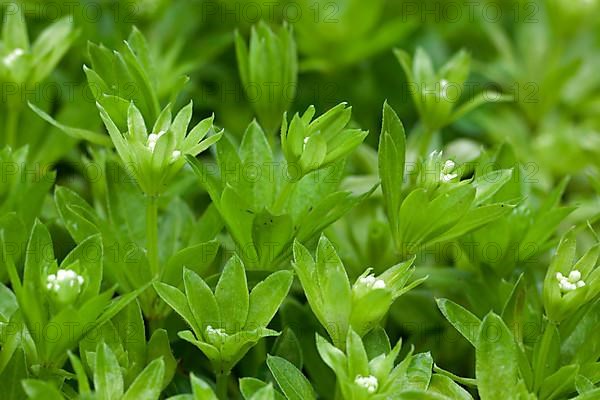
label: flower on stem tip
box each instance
[357,274,386,290]
[46,269,84,304]
[355,374,379,393]
[97,100,222,196]
[440,156,457,182]
[556,270,585,292]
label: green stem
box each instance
[216,371,230,400]
[146,195,159,277]
[271,177,296,215]
[418,126,438,157]
[5,104,20,149]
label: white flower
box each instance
[556,270,585,293]
[440,158,457,182]
[147,131,166,152]
[46,269,84,291]
[440,172,458,182]
[443,159,455,172]
[206,325,227,336]
[46,269,84,303]
[355,375,378,393]
[205,325,228,344]
[358,274,386,290]
[3,48,25,67]
[172,150,181,160]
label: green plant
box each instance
[1,1,600,399]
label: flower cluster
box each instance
[354,375,379,393]
[46,269,84,304]
[556,270,586,292]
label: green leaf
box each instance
[154,282,198,332]
[245,271,293,329]
[68,351,91,394]
[30,16,77,82]
[54,186,99,243]
[29,102,112,146]
[147,329,177,389]
[539,364,579,400]
[363,327,392,360]
[476,313,519,400]
[21,380,64,400]
[346,329,369,378]
[428,375,474,400]
[183,268,220,332]
[436,298,481,347]
[266,355,315,400]
[532,323,560,391]
[240,378,286,400]
[94,342,124,400]
[272,328,303,369]
[2,3,29,50]
[190,373,218,400]
[215,255,249,332]
[249,384,276,400]
[0,349,28,400]
[252,210,293,269]
[122,358,165,400]
[378,101,406,238]
[472,169,513,205]
[405,352,434,391]
[239,121,275,211]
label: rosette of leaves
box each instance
[378,103,514,258]
[280,103,368,177]
[437,293,600,400]
[316,328,473,399]
[97,100,222,197]
[154,255,292,381]
[290,0,415,72]
[543,228,600,323]
[293,235,425,348]
[29,27,200,149]
[22,342,166,400]
[186,115,373,270]
[235,21,297,135]
[452,146,575,281]
[394,49,507,154]
[76,302,176,391]
[0,221,144,374]
[0,4,77,149]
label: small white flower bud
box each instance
[358,274,386,290]
[355,375,378,393]
[568,270,581,282]
[46,269,85,304]
[557,269,586,293]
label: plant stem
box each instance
[272,176,296,215]
[146,195,159,277]
[418,125,438,157]
[216,371,230,400]
[5,104,20,149]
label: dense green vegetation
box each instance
[0,1,599,399]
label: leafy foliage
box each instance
[0,1,599,399]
